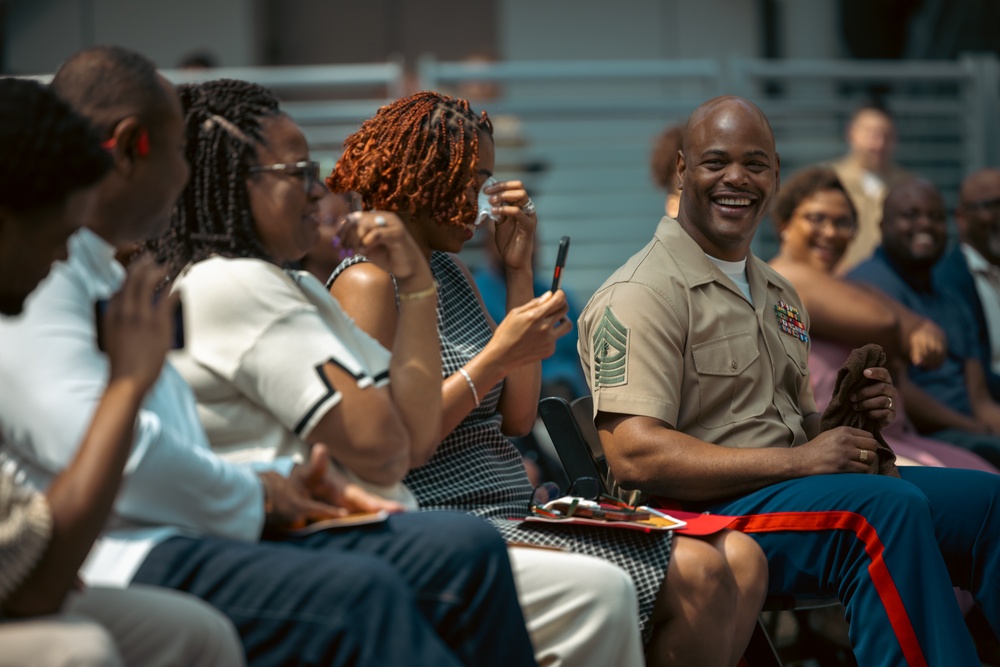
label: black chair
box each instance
[538,395,843,667]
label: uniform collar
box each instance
[653,216,776,307]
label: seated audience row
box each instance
[0,47,537,667]
[6,43,998,666]
[768,166,999,472]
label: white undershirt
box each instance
[707,254,753,305]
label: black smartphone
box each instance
[94,298,185,351]
[550,236,571,293]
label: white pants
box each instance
[0,585,244,667]
[508,546,645,667]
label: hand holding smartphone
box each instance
[550,236,570,293]
[95,297,184,351]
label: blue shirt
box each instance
[848,247,979,416]
[473,265,589,399]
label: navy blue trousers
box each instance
[929,427,1000,469]
[696,467,1000,667]
[132,510,537,667]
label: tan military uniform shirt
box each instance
[578,217,817,449]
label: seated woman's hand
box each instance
[299,444,407,515]
[490,291,573,371]
[908,319,947,369]
[336,211,433,287]
[485,179,536,272]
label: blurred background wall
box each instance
[4,0,999,302]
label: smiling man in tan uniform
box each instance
[578,95,1000,667]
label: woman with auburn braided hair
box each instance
[153,78,541,667]
[327,91,769,667]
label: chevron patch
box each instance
[592,306,629,388]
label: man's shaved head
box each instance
[50,46,174,136]
[675,95,780,260]
[683,96,775,155]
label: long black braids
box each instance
[154,79,281,277]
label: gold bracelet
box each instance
[398,281,438,302]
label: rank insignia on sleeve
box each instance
[592,305,629,388]
[774,300,809,342]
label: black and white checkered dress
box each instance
[331,252,672,641]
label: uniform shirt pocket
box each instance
[691,331,766,428]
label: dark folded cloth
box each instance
[819,343,900,477]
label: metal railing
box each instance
[27,54,1000,299]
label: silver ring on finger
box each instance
[886,397,893,410]
[374,215,387,227]
[859,449,869,463]
[520,198,536,217]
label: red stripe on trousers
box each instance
[730,511,928,667]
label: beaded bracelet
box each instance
[398,281,438,302]
[458,367,480,407]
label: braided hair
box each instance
[0,77,110,213]
[327,91,492,228]
[154,79,281,276]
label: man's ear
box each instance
[676,150,686,191]
[774,151,781,194]
[103,117,148,172]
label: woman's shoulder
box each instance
[178,256,307,319]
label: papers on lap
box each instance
[289,510,390,536]
[524,496,686,532]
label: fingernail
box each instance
[490,196,499,203]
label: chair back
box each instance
[537,396,608,493]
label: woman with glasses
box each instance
[152,78,544,667]
[326,90,770,667]
[769,166,997,473]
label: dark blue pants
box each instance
[695,467,1000,667]
[929,427,1000,469]
[132,511,537,667]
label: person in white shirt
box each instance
[0,47,537,667]
[0,75,243,667]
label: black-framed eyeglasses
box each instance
[801,212,857,234]
[961,197,1000,216]
[249,160,324,194]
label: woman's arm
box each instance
[318,213,442,474]
[325,261,442,472]
[3,259,175,616]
